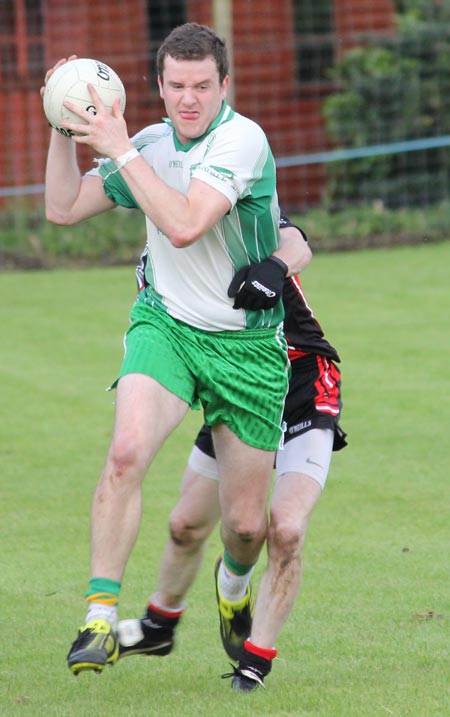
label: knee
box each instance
[106,435,147,479]
[168,513,209,549]
[223,513,267,544]
[267,514,307,559]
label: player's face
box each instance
[158,56,229,144]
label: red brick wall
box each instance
[335,0,396,35]
[1,0,396,212]
[230,0,396,209]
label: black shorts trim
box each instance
[194,424,215,459]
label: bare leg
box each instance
[117,465,220,657]
[213,424,274,567]
[90,373,189,580]
[153,466,221,608]
[250,472,322,648]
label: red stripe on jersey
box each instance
[289,274,316,319]
[288,348,309,360]
[313,356,341,416]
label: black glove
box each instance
[228,256,288,310]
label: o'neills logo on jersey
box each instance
[169,160,183,168]
[251,280,276,298]
[192,165,235,182]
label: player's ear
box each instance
[157,75,164,99]
[221,74,230,97]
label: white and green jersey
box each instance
[94,102,282,331]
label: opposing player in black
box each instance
[118,217,347,692]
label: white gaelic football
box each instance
[43,58,126,137]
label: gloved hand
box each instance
[228,256,288,310]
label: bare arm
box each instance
[60,88,231,244]
[273,225,312,276]
[42,58,115,224]
[116,163,231,247]
[44,129,114,224]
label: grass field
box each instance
[1,242,449,716]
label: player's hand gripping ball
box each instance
[43,58,126,137]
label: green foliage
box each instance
[322,1,450,208]
[292,200,450,251]
[1,199,449,271]
[0,203,146,269]
[1,244,449,716]
[324,48,420,146]
[394,0,450,22]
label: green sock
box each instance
[223,549,254,576]
[84,576,121,606]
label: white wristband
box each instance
[114,148,139,170]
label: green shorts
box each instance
[113,298,290,451]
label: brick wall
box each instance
[1,0,396,212]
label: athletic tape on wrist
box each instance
[114,148,139,170]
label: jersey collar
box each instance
[163,101,235,152]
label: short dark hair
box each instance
[157,23,229,83]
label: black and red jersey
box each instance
[280,215,340,363]
[282,275,340,363]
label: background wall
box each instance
[1,0,449,215]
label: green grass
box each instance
[1,242,449,716]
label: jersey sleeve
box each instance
[85,158,138,208]
[97,160,140,208]
[84,124,167,209]
[190,117,275,210]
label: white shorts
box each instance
[187,428,334,490]
[275,428,334,489]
